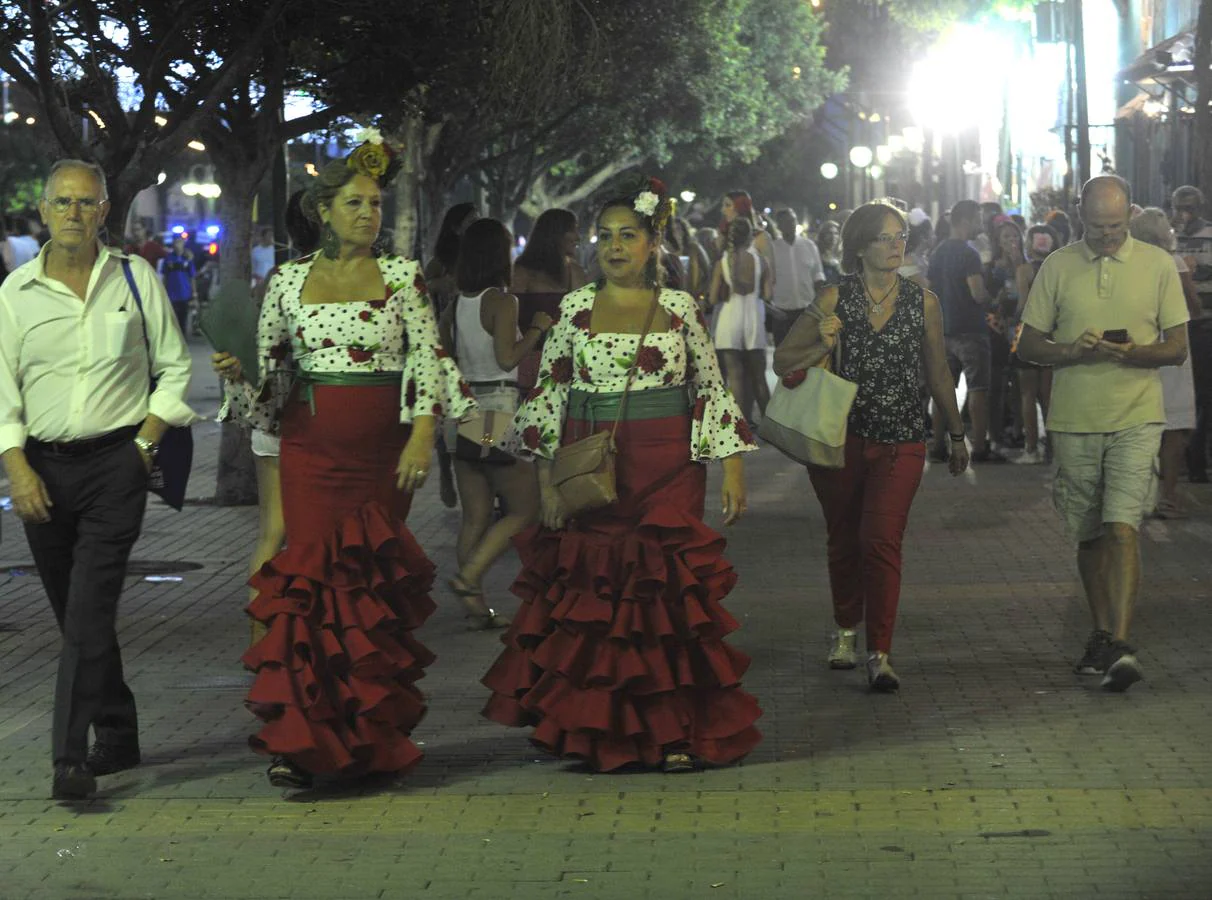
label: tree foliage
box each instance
[404,0,842,226]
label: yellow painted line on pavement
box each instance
[10,788,1212,837]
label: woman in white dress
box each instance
[709,217,771,423]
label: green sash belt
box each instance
[567,386,689,431]
[297,370,402,413]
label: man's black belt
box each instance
[469,379,517,389]
[28,425,139,458]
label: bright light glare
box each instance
[680,190,696,203]
[2,111,17,124]
[171,225,185,234]
[869,165,884,180]
[156,172,167,185]
[849,146,873,168]
[909,25,1014,133]
[876,145,893,165]
[187,140,206,151]
[205,225,220,237]
[820,162,839,180]
[25,116,35,125]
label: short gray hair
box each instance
[43,159,109,201]
[1128,207,1175,252]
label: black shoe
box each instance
[86,741,142,776]
[970,448,1008,463]
[1074,629,1113,675]
[267,756,312,789]
[52,763,96,801]
[1101,641,1144,692]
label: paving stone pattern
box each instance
[0,344,1209,899]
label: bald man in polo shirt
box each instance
[1019,175,1188,692]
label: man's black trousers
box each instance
[23,438,147,765]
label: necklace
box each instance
[862,274,899,312]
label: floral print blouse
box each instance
[220,252,475,434]
[835,274,926,443]
[509,284,757,461]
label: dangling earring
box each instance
[321,222,340,259]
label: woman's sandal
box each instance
[448,575,511,631]
[267,756,312,789]
[661,752,700,774]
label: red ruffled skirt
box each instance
[481,411,762,771]
[242,383,436,776]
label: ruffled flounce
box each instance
[482,504,762,771]
[242,501,437,776]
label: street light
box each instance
[849,146,873,169]
[820,162,839,180]
[876,145,893,165]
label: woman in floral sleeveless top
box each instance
[774,201,969,692]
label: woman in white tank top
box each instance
[439,218,554,629]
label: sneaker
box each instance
[828,629,858,669]
[1074,629,1113,675]
[1014,448,1044,465]
[52,763,96,801]
[866,652,900,692]
[86,741,141,777]
[1100,641,1143,692]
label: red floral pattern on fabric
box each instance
[635,346,665,374]
[217,254,476,435]
[502,286,755,461]
[549,356,574,384]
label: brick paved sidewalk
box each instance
[0,343,1209,899]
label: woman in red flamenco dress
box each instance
[482,178,762,773]
[217,137,475,789]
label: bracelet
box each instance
[948,432,966,442]
[133,435,159,456]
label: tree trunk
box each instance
[392,117,425,258]
[1196,0,1212,190]
[209,163,262,506]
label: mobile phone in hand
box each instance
[1102,329,1129,344]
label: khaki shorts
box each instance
[1051,423,1163,543]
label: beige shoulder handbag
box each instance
[551,294,660,518]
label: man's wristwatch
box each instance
[133,436,159,458]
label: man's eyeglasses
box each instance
[872,232,909,245]
[47,197,102,214]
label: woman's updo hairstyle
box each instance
[301,129,401,224]
[595,174,673,287]
[727,216,753,250]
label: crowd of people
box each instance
[0,147,1199,802]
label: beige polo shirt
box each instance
[1021,235,1188,433]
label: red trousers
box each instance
[808,437,925,654]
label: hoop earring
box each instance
[321,223,340,259]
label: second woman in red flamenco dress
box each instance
[217,141,475,789]
[481,180,762,773]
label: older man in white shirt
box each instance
[0,160,198,801]
[770,208,825,346]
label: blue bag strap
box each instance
[120,258,156,387]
